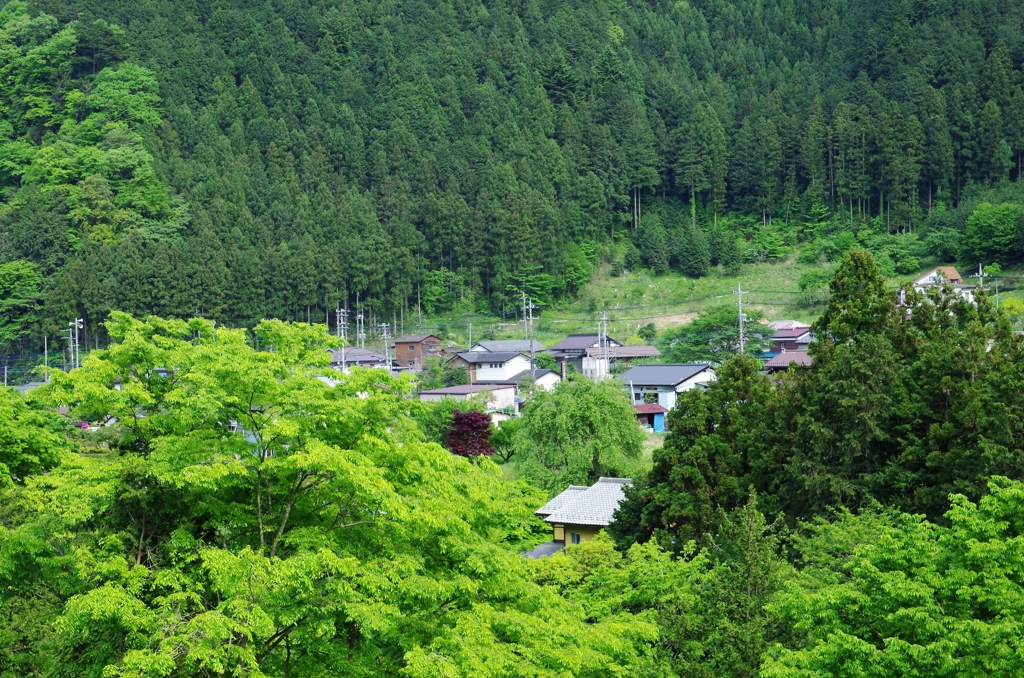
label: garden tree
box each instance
[513,376,644,493]
[658,305,769,364]
[488,416,522,463]
[610,357,775,550]
[446,409,495,457]
[411,393,485,448]
[765,479,1024,677]
[960,202,1023,264]
[637,322,656,343]
[418,356,469,391]
[0,260,42,346]
[0,314,659,676]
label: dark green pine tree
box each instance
[679,223,711,278]
[636,215,670,274]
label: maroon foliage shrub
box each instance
[447,410,495,457]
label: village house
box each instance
[769,327,813,354]
[912,266,975,302]
[549,334,624,373]
[393,333,443,370]
[764,351,814,374]
[619,363,716,410]
[418,383,518,411]
[447,351,533,384]
[328,347,390,372]
[474,368,561,392]
[468,339,547,354]
[524,477,633,558]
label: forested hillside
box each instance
[2,0,1024,347]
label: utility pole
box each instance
[600,311,610,380]
[522,293,538,365]
[44,336,48,383]
[381,323,391,370]
[356,313,365,349]
[734,283,748,355]
[468,323,472,350]
[336,307,348,370]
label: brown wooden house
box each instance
[394,333,442,370]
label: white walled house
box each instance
[469,339,547,353]
[448,352,533,383]
[619,364,716,411]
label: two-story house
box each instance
[619,363,716,410]
[524,477,633,558]
[394,334,443,370]
[468,339,547,354]
[549,334,624,373]
[447,352,533,384]
[770,328,813,354]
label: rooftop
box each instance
[542,477,633,527]
[765,351,814,370]
[551,334,623,351]
[770,327,812,339]
[914,266,963,285]
[586,345,661,359]
[535,485,589,517]
[420,383,516,396]
[470,339,547,353]
[618,363,712,387]
[394,334,441,344]
[769,320,812,331]
[450,351,527,364]
[633,403,669,415]
[328,347,388,364]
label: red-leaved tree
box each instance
[447,410,495,457]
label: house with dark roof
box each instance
[770,327,813,354]
[469,339,547,354]
[524,477,632,557]
[633,403,668,432]
[447,351,533,384]
[764,351,814,373]
[394,334,443,371]
[549,334,624,372]
[327,347,390,371]
[619,363,716,410]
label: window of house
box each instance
[644,392,659,404]
[407,361,415,366]
[634,392,643,402]
[488,363,500,369]
[408,345,415,351]
[570,533,581,544]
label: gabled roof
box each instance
[542,477,633,527]
[470,339,547,353]
[770,320,811,331]
[420,384,516,396]
[450,351,528,365]
[551,334,623,351]
[764,351,814,370]
[535,486,589,517]
[395,333,441,344]
[328,347,388,364]
[618,363,712,387]
[914,266,963,285]
[770,327,811,339]
[586,345,661,359]
[633,403,669,415]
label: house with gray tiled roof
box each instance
[523,477,632,557]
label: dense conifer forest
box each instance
[3,0,1024,348]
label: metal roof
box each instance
[770,328,811,339]
[551,334,623,350]
[633,403,669,414]
[451,351,528,364]
[542,477,633,527]
[419,384,516,395]
[470,339,547,353]
[618,364,712,387]
[586,345,661,359]
[328,347,388,364]
[394,334,441,344]
[765,351,814,369]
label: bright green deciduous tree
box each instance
[0,314,657,677]
[0,259,42,345]
[961,201,1023,265]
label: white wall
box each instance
[676,369,716,392]
[419,387,517,410]
[475,355,531,381]
[535,372,561,391]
